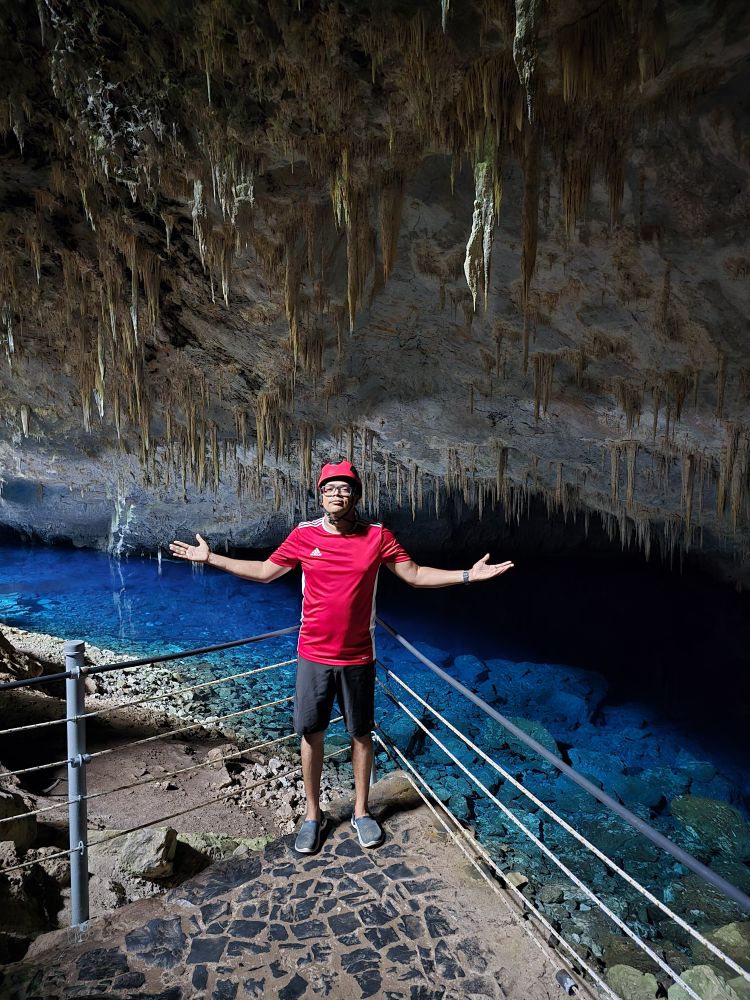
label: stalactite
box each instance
[520,128,540,371]
[610,442,620,503]
[532,352,555,420]
[614,378,642,433]
[625,441,638,512]
[464,158,497,312]
[512,0,545,122]
[715,351,726,418]
[379,175,404,282]
[718,423,740,518]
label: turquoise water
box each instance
[2,542,749,941]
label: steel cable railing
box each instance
[376,675,706,1000]
[377,664,750,984]
[0,625,300,692]
[87,746,350,854]
[0,625,302,924]
[0,717,344,829]
[372,730,613,1000]
[0,694,295,779]
[376,615,750,916]
[0,658,296,735]
[373,620,750,996]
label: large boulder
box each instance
[667,965,742,1000]
[671,797,750,861]
[0,790,37,851]
[690,921,750,969]
[607,964,659,999]
[118,827,177,880]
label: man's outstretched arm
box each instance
[386,553,513,589]
[170,533,291,583]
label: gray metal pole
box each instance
[64,641,89,927]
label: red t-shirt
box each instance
[269,518,411,665]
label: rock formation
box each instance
[0,0,748,583]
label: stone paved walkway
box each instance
[1,776,574,1000]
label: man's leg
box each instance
[351,733,373,818]
[301,730,325,821]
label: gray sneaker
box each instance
[351,813,384,848]
[294,814,327,854]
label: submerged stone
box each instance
[671,798,750,860]
[667,965,742,1000]
[607,964,659,999]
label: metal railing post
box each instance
[64,640,89,927]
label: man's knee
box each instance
[351,732,372,748]
[301,730,325,748]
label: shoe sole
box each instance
[295,817,327,854]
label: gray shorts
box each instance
[294,656,375,738]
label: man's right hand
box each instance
[170,533,210,563]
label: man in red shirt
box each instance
[170,460,513,853]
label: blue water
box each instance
[2,542,749,936]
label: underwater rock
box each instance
[689,921,750,969]
[568,747,625,788]
[676,750,717,785]
[607,964,659,999]
[727,976,750,1000]
[667,965,742,1000]
[670,797,750,861]
[671,874,748,927]
[479,716,561,767]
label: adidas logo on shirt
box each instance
[309,547,323,556]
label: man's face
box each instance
[321,479,357,515]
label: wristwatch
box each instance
[462,570,470,585]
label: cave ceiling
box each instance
[0,0,749,582]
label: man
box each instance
[170,460,513,854]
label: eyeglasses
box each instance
[321,484,354,496]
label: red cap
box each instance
[317,460,362,492]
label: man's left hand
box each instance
[468,554,514,582]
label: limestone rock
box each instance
[0,790,37,852]
[667,965,742,1000]
[690,921,750,969]
[727,976,750,1000]
[607,963,659,999]
[118,827,177,880]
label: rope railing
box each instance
[0,695,294,779]
[373,729,611,1000]
[376,615,750,917]
[377,678,705,1000]
[83,658,295,720]
[87,746,350,853]
[0,629,301,925]
[0,718,344,829]
[0,625,300,692]
[0,845,80,877]
[0,658,296,736]
[377,664,750,984]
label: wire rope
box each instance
[81,658,295,720]
[378,664,750,984]
[85,695,294,761]
[378,680,703,1000]
[373,730,614,1000]
[87,747,349,851]
[0,846,77,877]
